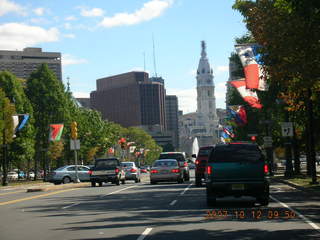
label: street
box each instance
[0,171,320,240]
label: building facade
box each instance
[0,48,62,81]
[165,95,179,149]
[90,71,166,130]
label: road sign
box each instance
[70,140,80,150]
[281,122,293,137]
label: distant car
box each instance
[159,152,190,181]
[7,171,19,181]
[90,158,126,186]
[28,172,35,179]
[194,145,215,187]
[46,165,91,184]
[121,162,141,183]
[150,159,184,184]
[140,167,148,173]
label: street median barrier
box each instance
[26,182,91,192]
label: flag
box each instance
[223,126,235,138]
[230,80,263,109]
[227,105,248,125]
[220,131,231,143]
[49,124,64,141]
[235,44,267,91]
[12,114,29,132]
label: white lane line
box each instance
[62,202,80,209]
[180,183,192,196]
[100,186,136,198]
[137,228,153,240]
[170,199,177,206]
[270,195,320,232]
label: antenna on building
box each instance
[152,34,158,77]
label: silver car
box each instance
[121,162,141,183]
[46,165,91,184]
[150,159,184,184]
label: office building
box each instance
[0,47,62,81]
[165,95,179,149]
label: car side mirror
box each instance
[192,154,196,158]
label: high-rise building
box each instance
[165,95,179,149]
[90,71,166,130]
[0,47,62,81]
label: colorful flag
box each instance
[223,126,235,138]
[220,131,231,143]
[12,114,29,132]
[227,105,248,126]
[49,124,64,141]
[235,44,267,91]
[230,80,263,109]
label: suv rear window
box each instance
[198,148,213,157]
[159,153,185,162]
[95,159,119,168]
[154,160,178,167]
[209,144,263,163]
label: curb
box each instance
[26,182,91,192]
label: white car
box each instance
[28,172,35,179]
[7,171,18,180]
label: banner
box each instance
[230,80,263,109]
[235,44,267,91]
[220,131,231,143]
[12,114,29,132]
[227,105,248,126]
[223,125,235,138]
[49,124,64,141]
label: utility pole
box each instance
[2,110,8,186]
[71,121,80,183]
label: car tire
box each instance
[115,178,120,185]
[91,181,96,187]
[63,176,71,184]
[150,180,157,184]
[206,187,217,206]
[177,178,184,184]
[135,178,139,183]
[121,179,126,184]
[195,177,202,187]
[99,182,103,187]
[184,172,190,181]
[54,182,61,185]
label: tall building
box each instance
[179,41,219,152]
[90,71,166,130]
[0,47,62,81]
[165,95,179,149]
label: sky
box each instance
[0,0,247,114]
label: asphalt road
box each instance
[0,171,320,240]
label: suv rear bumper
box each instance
[90,174,118,182]
[206,180,269,197]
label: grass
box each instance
[0,180,45,188]
[273,174,320,194]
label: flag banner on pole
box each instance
[235,44,267,91]
[49,124,64,141]
[12,114,29,132]
[220,131,231,143]
[230,80,263,109]
[227,105,248,126]
[223,126,235,138]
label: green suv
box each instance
[205,143,269,206]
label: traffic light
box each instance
[70,121,78,139]
[251,136,256,141]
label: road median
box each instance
[26,182,91,192]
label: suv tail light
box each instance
[206,166,212,175]
[264,164,269,174]
[183,162,188,167]
[150,169,158,174]
[130,168,137,173]
[171,169,180,173]
[115,168,120,174]
[195,160,199,165]
[88,170,93,175]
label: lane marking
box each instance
[0,190,24,196]
[62,202,80,209]
[169,199,177,206]
[180,183,192,195]
[100,186,136,198]
[137,228,153,240]
[270,195,320,232]
[0,189,77,206]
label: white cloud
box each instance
[80,7,104,17]
[167,88,197,114]
[33,7,45,16]
[65,15,76,21]
[100,0,172,28]
[64,22,72,29]
[215,82,227,100]
[0,0,25,16]
[73,92,90,98]
[0,23,59,50]
[62,54,88,66]
[63,33,75,39]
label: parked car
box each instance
[28,172,35,179]
[159,152,190,181]
[90,158,126,186]
[206,143,269,206]
[7,171,19,181]
[46,165,91,184]
[150,159,184,184]
[194,145,215,187]
[140,167,148,173]
[121,162,141,183]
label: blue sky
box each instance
[0,0,247,113]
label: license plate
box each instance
[232,184,244,190]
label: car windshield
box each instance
[96,159,118,167]
[153,160,178,167]
[159,153,185,161]
[55,166,66,171]
[209,144,263,163]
